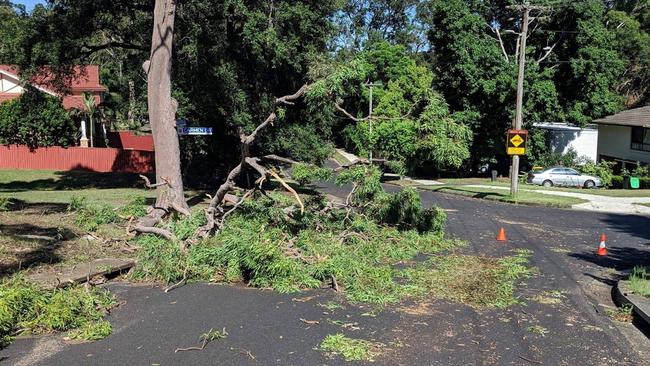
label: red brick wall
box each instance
[0,145,154,173]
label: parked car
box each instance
[527,167,602,188]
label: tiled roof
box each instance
[0,65,106,94]
[593,106,650,127]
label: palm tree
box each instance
[82,92,104,147]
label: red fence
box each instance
[107,131,155,151]
[0,145,154,173]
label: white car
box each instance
[527,167,602,188]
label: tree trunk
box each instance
[144,0,189,217]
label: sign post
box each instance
[506,129,528,196]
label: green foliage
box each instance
[320,333,380,362]
[118,195,147,218]
[133,190,462,304]
[0,197,14,211]
[67,320,112,341]
[68,195,144,231]
[0,88,76,149]
[628,266,650,298]
[631,163,650,178]
[75,204,119,232]
[130,235,185,284]
[67,195,87,212]
[335,165,383,204]
[0,277,115,348]
[291,163,333,185]
[368,188,446,234]
[310,42,472,173]
[580,161,615,187]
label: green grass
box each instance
[434,178,650,197]
[332,150,353,166]
[635,202,650,208]
[527,325,549,336]
[425,186,587,208]
[319,334,381,361]
[0,169,156,206]
[628,266,650,298]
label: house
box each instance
[0,64,106,110]
[593,106,650,171]
[533,122,598,162]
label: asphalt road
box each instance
[1,184,649,365]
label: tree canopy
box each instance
[1,0,648,176]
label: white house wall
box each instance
[548,129,598,162]
[597,124,650,163]
[0,73,23,93]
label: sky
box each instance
[13,0,44,12]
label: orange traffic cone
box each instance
[497,227,507,241]
[597,233,607,256]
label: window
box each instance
[551,169,566,175]
[565,168,580,175]
[631,127,650,152]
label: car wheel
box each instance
[584,180,595,189]
[542,180,553,187]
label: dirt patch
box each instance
[0,208,134,278]
[396,301,441,316]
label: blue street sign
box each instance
[176,119,188,128]
[178,127,213,136]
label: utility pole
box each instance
[365,82,382,164]
[507,2,548,196]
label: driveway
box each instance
[1,187,649,365]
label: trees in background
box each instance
[0,88,76,149]
[0,0,649,176]
[309,41,471,174]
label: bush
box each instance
[0,88,76,149]
[611,175,650,189]
[580,161,615,187]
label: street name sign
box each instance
[178,127,213,136]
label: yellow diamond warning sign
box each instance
[507,129,528,155]
[510,134,524,147]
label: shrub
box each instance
[580,161,615,187]
[0,87,76,149]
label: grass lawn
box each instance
[628,266,650,298]
[430,178,650,198]
[424,185,588,208]
[0,169,161,275]
[0,169,157,206]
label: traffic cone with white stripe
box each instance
[597,233,607,256]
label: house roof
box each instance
[533,122,597,131]
[0,64,106,96]
[592,106,650,128]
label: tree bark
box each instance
[144,0,189,218]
